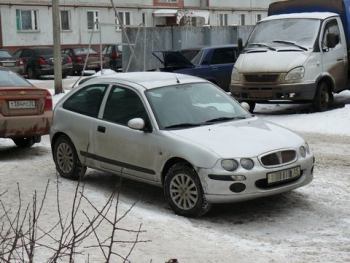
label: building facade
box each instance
[0,0,277,50]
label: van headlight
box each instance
[221,159,239,171]
[285,66,305,82]
[231,68,241,82]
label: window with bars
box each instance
[87,11,99,30]
[60,10,71,31]
[219,14,228,26]
[116,12,131,30]
[16,9,38,31]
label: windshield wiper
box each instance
[272,40,308,51]
[204,116,247,124]
[164,123,202,129]
[248,43,276,51]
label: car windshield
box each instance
[146,82,251,129]
[36,48,53,56]
[0,70,32,87]
[74,48,97,55]
[0,51,12,58]
[247,18,320,50]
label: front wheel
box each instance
[164,163,211,217]
[53,135,86,180]
[313,81,333,112]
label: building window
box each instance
[60,10,71,31]
[16,9,38,31]
[256,14,262,23]
[240,14,246,26]
[219,14,228,26]
[142,12,146,26]
[116,12,131,30]
[87,11,99,30]
[158,0,178,2]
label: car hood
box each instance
[168,118,304,158]
[152,51,194,68]
[235,50,309,73]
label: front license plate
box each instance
[2,62,16,67]
[8,100,36,109]
[267,166,301,185]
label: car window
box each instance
[37,48,53,56]
[322,19,341,50]
[103,85,149,126]
[12,50,22,58]
[63,84,108,117]
[73,48,97,55]
[0,50,12,58]
[210,48,237,65]
[21,49,33,57]
[0,70,32,87]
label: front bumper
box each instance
[199,154,314,204]
[0,112,52,138]
[230,82,317,102]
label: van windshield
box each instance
[247,18,321,50]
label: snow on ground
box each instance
[1,80,350,262]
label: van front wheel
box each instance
[313,81,333,112]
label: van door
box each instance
[320,18,348,92]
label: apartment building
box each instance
[0,0,277,50]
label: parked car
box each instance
[12,47,72,79]
[0,49,23,74]
[102,44,123,71]
[51,72,314,217]
[0,68,52,147]
[152,45,238,91]
[62,47,101,75]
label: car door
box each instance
[320,18,348,92]
[209,47,237,91]
[61,83,109,167]
[93,84,160,183]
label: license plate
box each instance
[2,62,16,67]
[267,166,301,185]
[8,100,36,109]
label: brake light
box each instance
[111,51,119,60]
[76,56,84,63]
[38,57,47,65]
[44,90,52,111]
[66,55,72,63]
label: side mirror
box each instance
[240,102,250,112]
[127,118,145,131]
[326,33,340,49]
[238,38,244,54]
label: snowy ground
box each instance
[0,81,350,262]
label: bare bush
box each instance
[0,176,150,262]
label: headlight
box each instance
[285,66,305,81]
[299,146,306,158]
[240,158,254,170]
[231,67,241,82]
[221,159,239,171]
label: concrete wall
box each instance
[123,25,254,72]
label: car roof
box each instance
[262,12,338,22]
[87,72,207,90]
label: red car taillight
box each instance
[66,56,72,63]
[44,90,52,111]
[111,51,120,60]
[38,57,47,65]
[76,56,84,63]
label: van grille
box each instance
[244,74,279,83]
[260,150,296,167]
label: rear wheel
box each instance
[248,102,256,113]
[164,162,211,217]
[313,81,333,112]
[53,135,86,180]
[12,137,36,148]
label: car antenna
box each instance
[175,74,181,84]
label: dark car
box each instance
[62,47,101,75]
[0,49,23,74]
[153,45,238,91]
[102,44,123,71]
[12,47,73,79]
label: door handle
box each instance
[97,126,106,133]
[337,58,345,62]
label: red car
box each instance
[0,68,52,147]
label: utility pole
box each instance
[52,0,63,94]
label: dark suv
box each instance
[102,44,123,71]
[12,47,73,79]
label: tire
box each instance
[27,67,37,79]
[164,162,211,217]
[12,137,35,148]
[53,135,86,180]
[313,81,333,112]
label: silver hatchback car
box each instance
[51,72,314,217]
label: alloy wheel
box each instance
[56,142,74,174]
[169,173,199,210]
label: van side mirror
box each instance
[238,38,244,53]
[326,33,340,49]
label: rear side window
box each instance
[0,51,12,58]
[0,70,32,87]
[63,84,108,117]
[103,86,149,126]
[210,48,237,65]
[21,49,33,57]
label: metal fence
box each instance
[122,25,254,72]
